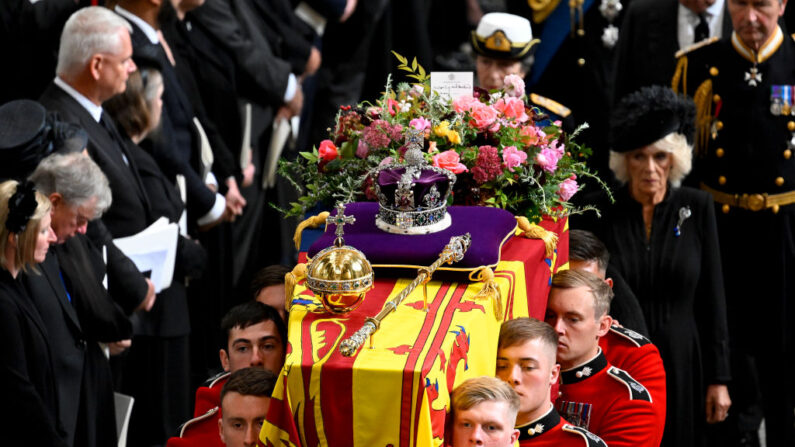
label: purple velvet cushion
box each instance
[308,202,517,271]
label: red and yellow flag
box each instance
[261,217,567,446]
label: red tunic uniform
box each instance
[600,325,666,445]
[556,351,658,447]
[166,372,229,447]
[518,405,606,446]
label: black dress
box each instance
[573,185,731,446]
[0,268,68,446]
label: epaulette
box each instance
[675,36,720,58]
[562,424,608,447]
[530,93,571,118]
[609,325,651,347]
[177,406,219,438]
[607,366,652,402]
[203,371,231,388]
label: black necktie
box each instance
[694,13,709,43]
[99,112,130,167]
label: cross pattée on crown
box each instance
[328,202,356,246]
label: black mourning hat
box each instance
[0,99,87,181]
[610,85,696,153]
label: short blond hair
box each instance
[551,269,613,318]
[452,376,520,418]
[609,132,692,187]
[0,181,51,272]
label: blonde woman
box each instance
[0,180,62,445]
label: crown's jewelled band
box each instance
[305,274,374,294]
[377,204,448,228]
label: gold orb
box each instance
[306,244,374,314]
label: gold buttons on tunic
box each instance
[775,177,785,187]
[788,121,795,131]
[772,204,780,214]
[716,148,724,158]
[715,121,724,130]
[718,175,727,185]
[710,67,719,76]
[577,29,585,37]
[722,204,730,213]
[713,94,721,103]
[785,149,792,159]
[577,58,586,66]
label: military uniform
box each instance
[673,28,795,444]
[599,325,666,446]
[166,371,229,447]
[556,350,659,447]
[518,405,606,446]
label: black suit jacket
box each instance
[613,0,733,102]
[39,82,152,237]
[24,251,119,447]
[191,0,292,110]
[0,269,68,447]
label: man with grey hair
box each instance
[25,152,137,447]
[38,6,154,312]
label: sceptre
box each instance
[339,233,471,357]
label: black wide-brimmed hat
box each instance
[610,85,696,153]
[0,99,87,181]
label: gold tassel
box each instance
[284,263,308,312]
[469,267,503,320]
[671,56,688,95]
[693,79,713,158]
[293,212,331,250]
[515,216,559,257]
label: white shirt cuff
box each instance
[197,193,226,226]
[283,73,298,102]
[205,172,218,188]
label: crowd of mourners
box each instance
[1,0,794,446]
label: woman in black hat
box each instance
[0,179,66,446]
[573,85,731,446]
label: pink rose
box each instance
[433,150,468,174]
[502,146,527,172]
[557,177,578,201]
[503,74,525,98]
[469,102,499,131]
[387,98,399,116]
[494,97,529,123]
[410,117,431,132]
[535,147,562,173]
[453,94,479,114]
[356,139,369,158]
[318,140,338,161]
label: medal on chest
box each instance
[745,64,762,87]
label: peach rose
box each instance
[433,150,468,174]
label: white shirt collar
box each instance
[677,0,726,49]
[115,5,159,45]
[54,77,103,122]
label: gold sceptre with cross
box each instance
[339,233,472,357]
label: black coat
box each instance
[121,17,218,220]
[38,81,150,311]
[23,251,119,447]
[0,268,68,447]
[573,186,731,446]
[613,0,732,102]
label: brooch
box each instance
[674,206,692,237]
